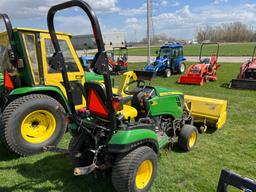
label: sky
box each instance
[0,0,256,41]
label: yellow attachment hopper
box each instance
[185,95,227,129]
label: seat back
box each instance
[84,81,109,119]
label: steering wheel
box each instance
[123,80,146,95]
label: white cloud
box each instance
[125,18,139,23]
[0,0,119,19]
[123,3,256,41]
[1,0,256,41]
[119,3,147,16]
[213,0,228,5]
[160,0,168,7]
[245,3,256,9]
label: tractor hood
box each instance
[143,64,155,72]
[85,72,104,82]
[144,57,167,72]
[154,86,183,97]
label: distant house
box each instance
[71,32,126,50]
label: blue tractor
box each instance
[144,43,186,77]
[80,55,95,71]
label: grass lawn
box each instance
[0,62,256,192]
[128,43,256,57]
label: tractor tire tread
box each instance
[0,94,66,156]
[112,146,157,192]
[178,125,198,151]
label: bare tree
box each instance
[140,33,175,45]
[196,22,255,43]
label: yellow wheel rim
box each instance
[135,160,153,190]
[21,110,56,144]
[189,130,197,148]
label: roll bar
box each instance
[0,14,19,65]
[47,0,115,129]
[217,169,256,192]
[199,42,220,61]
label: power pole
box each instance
[147,0,152,64]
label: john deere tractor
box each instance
[0,13,102,156]
[43,1,200,191]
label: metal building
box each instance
[71,32,126,50]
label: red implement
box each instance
[230,57,256,90]
[178,75,204,85]
[178,43,220,86]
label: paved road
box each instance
[76,50,249,63]
[128,56,249,63]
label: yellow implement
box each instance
[185,95,227,129]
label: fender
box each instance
[9,86,71,112]
[108,129,159,154]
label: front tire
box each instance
[179,62,186,74]
[0,94,67,156]
[165,69,172,77]
[178,125,198,151]
[112,146,157,192]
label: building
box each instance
[71,32,126,50]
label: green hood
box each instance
[154,86,183,97]
[85,72,104,82]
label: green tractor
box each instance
[0,13,103,156]
[45,1,199,191]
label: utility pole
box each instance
[147,0,151,64]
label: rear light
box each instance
[112,97,123,112]
[3,69,14,90]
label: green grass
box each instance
[128,43,256,56]
[1,62,256,191]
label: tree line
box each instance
[196,22,256,43]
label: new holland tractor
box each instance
[143,43,186,77]
[43,1,227,192]
[0,13,102,156]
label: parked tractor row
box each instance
[144,40,256,90]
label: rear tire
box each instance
[165,69,171,77]
[0,94,66,156]
[178,125,198,151]
[112,146,157,192]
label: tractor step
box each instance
[230,79,256,90]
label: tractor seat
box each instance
[200,58,210,64]
[84,81,137,120]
